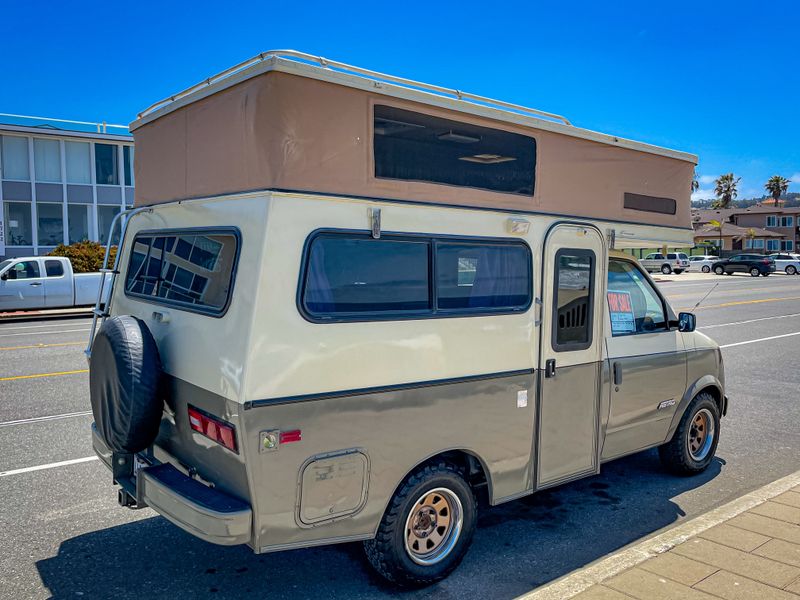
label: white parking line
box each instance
[0,410,93,428]
[700,312,800,329]
[0,328,90,338]
[0,456,98,478]
[720,331,800,348]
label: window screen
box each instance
[303,235,431,316]
[552,249,594,351]
[373,105,536,195]
[436,242,530,310]
[607,260,666,335]
[124,230,239,315]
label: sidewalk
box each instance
[522,470,800,600]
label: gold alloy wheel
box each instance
[687,408,715,461]
[404,487,463,566]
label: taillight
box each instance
[762,259,770,264]
[187,406,238,453]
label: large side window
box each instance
[124,229,239,316]
[300,233,532,321]
[552,249,595,351]
[607,259,667,336]
[373,105,536,196]
[6,261,41,280]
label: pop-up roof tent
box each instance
[130,51,696,247]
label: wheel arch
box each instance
[665,375,724,442]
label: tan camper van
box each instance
[87,51,726,586]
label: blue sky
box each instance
[2,0,798,202]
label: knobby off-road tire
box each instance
[658,392,720,475]
[364,461,477,587]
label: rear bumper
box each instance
[92,424,252,546]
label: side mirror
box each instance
[678,312,696,333]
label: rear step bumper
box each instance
[92,425,252,546]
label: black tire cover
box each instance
[90,316,163,453]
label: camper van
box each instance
[87,51,726,586]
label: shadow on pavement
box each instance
[37,450,723,600]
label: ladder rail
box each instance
[84,206,152,361]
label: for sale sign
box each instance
[607,290,635,334]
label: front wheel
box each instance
[661,264,672,274]
[714,266,725,275]
[750,267,760,277]
[658,392,720,475]
[702,265,711,273]
[364,461,477,587]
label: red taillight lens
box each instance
[187,406,238,453]
[763,259,770,264]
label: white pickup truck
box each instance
[0,256,111,311]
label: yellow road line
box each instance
[0,369,88,382]
[679,296,800,311]
[0,341,84,352]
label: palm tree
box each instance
[764,175,790,208]
[709,219,724,252]
[745,227,757,252]
[713,173,741,208]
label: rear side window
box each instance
[124,229,240,316]
[300,232,532,321]
[373,105,537,196]
[45,260,64,277]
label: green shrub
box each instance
[48,241,118,273]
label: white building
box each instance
[0,114,134,259]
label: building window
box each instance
[67,204,91,244]
[745,238,765,249]
[1,135,30,180]
[373,105,536,196]
[94,143,119,185]
[702,239,723,248]
[766,216,778,227]
[33,138,61,182]
[123,146,134,186]
[37,203,64,246]
[552,249,595,351]
[65,141,91,184]
[780,216,794,227]
[767,239,780,251]
[3,202,33,245]
[782,240,794,251]
[124,230,240,316]
[97,205,120,244]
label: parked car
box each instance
[767,253,800,275]
[640,252,690,274]
[711,254,776,277]
[688,255,718,273]
[0,256,111,311]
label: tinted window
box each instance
[45,260,64,277]
[607,260,666,335]
[373,105,536,196]
[552,249,594,351]
[125,230,239,315]
[436,242,530,310]
[7,261,40,279]
[623,192,677,215]
[667,254,677,259]
[303,236,430,316]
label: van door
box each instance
[536,224,605,488]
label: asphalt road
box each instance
[1,273,799,599]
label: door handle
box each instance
[613,362,623,386]
[29,282,42,287]
[545,359,557,378]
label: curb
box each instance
[516,468,800,600]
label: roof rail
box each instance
[0,112,129,134]
[136,50,572,126]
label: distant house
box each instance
[692,204,798,252]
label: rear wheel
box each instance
[661,264,672,274]
[364,462,476,587]
[702,265,711,273]
[750,267,760,277]
[786,266,797,275]
[659,392,720,475]
[714,266,725,275]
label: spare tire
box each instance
[90,315,163,453]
